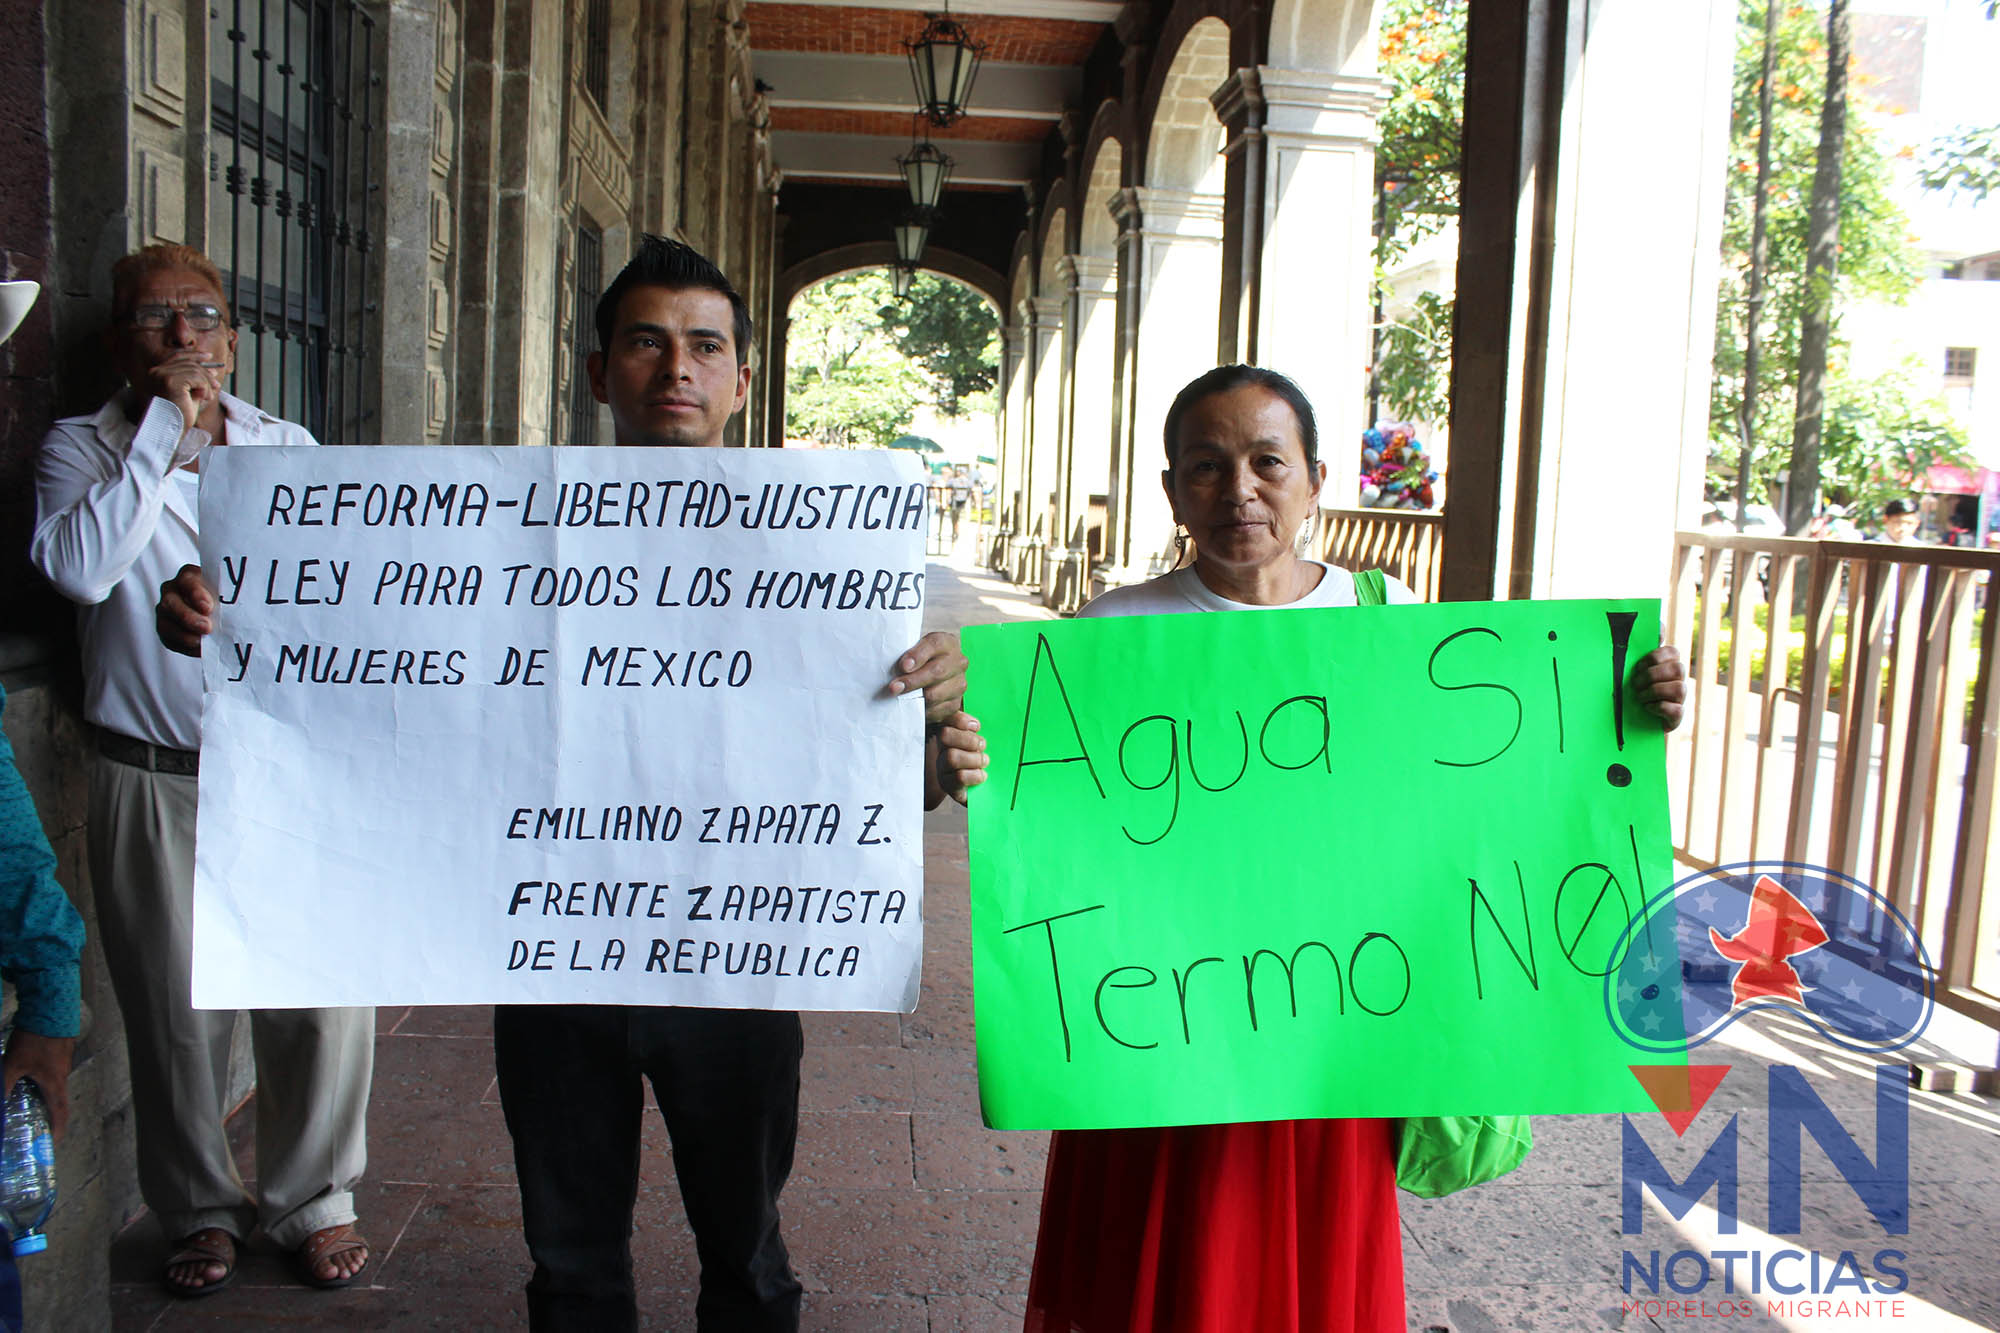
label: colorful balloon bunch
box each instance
[1359,423,1437,509]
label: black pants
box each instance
[493,1004,805,1332]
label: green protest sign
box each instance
[964,598,1685,1131]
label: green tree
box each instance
[1709,0,1923,509]
[784,271,927,448]
[1371,0,1465,425]
[1920,122,2000,202]
[1375,0,1465,266]
[1816,366,1971,521]
[1919,2,1999,200]
[1373,291,1453,426]
[885,274,1000,417]
[1782,0,1850,536]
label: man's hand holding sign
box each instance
[150,237,979,1331]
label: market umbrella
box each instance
[889,434,944,454]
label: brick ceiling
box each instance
[768,107,1056,143]
[749,0,1112,192]
[746,4,1105,64]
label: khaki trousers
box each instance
[88,752,374,1248]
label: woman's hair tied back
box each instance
[1162,364,1320,472]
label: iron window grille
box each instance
[209,0,377,444]
[584,0,611,110]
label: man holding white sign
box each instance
[31,245,375,1296]
[159,237,985,1331]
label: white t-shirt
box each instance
[1076,562,1418,619]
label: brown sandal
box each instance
[293,1222,370,1289]
[163,1227,237,1298]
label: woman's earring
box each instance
[1295,509,1319,556]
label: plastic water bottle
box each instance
[0,1076,56,1256]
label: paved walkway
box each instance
[107,540,2000,1331]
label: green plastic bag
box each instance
[1395,1115,1534,1198]
[1351,568,1389,606]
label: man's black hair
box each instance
[1161,364,1319,473]
[1883,498,1915,517]
[595,235,754,362]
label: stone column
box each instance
[765,209,791,449]
[1055,254,1117,608]
[1106,187,1143,582]
[1109,186,1224,583]
[764,314,791,449]
[710,0,750,272]
[746,148,778,447]
[996,322,1026,571]
[1443,0,1733,603]
[1024,293,1065,589]
[479,0,566,447]
[379,2,461,445]
[1211,66,1385,445]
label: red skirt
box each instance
[1024,1118,1404,1333]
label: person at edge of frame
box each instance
[153,235,993,1332]
[29,244,375,1299]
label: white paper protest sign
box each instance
[191,445,929,1011]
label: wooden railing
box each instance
[1317,506,1444,602]
[1668,532,2000,1018]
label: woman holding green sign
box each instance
[935,365,1686,1333]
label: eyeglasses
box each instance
[125,304,227,332]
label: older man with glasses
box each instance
[27,244,374,1298]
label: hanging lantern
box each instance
[893,214,931,267]
[891,263,916,300]
[897,137,954,212]
[905,10,985,127]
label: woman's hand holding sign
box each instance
[932,712,988,806]
[1634,645,1687,732]
[889,631,986,808]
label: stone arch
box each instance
[768,247,1004,459]
[1037,205,1069,297]
[1265,0,1376,74]
[1035,176,1076,277]
[1008,238,1035,307]
[1135,4,1231,179]
[1079,131,1124,259]
[1144,16,1231,195]
[774,243,1006,321]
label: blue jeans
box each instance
[494,1004,804,1332]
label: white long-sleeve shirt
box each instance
[30,391,316,749]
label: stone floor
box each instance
[103,543,2000,1331]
